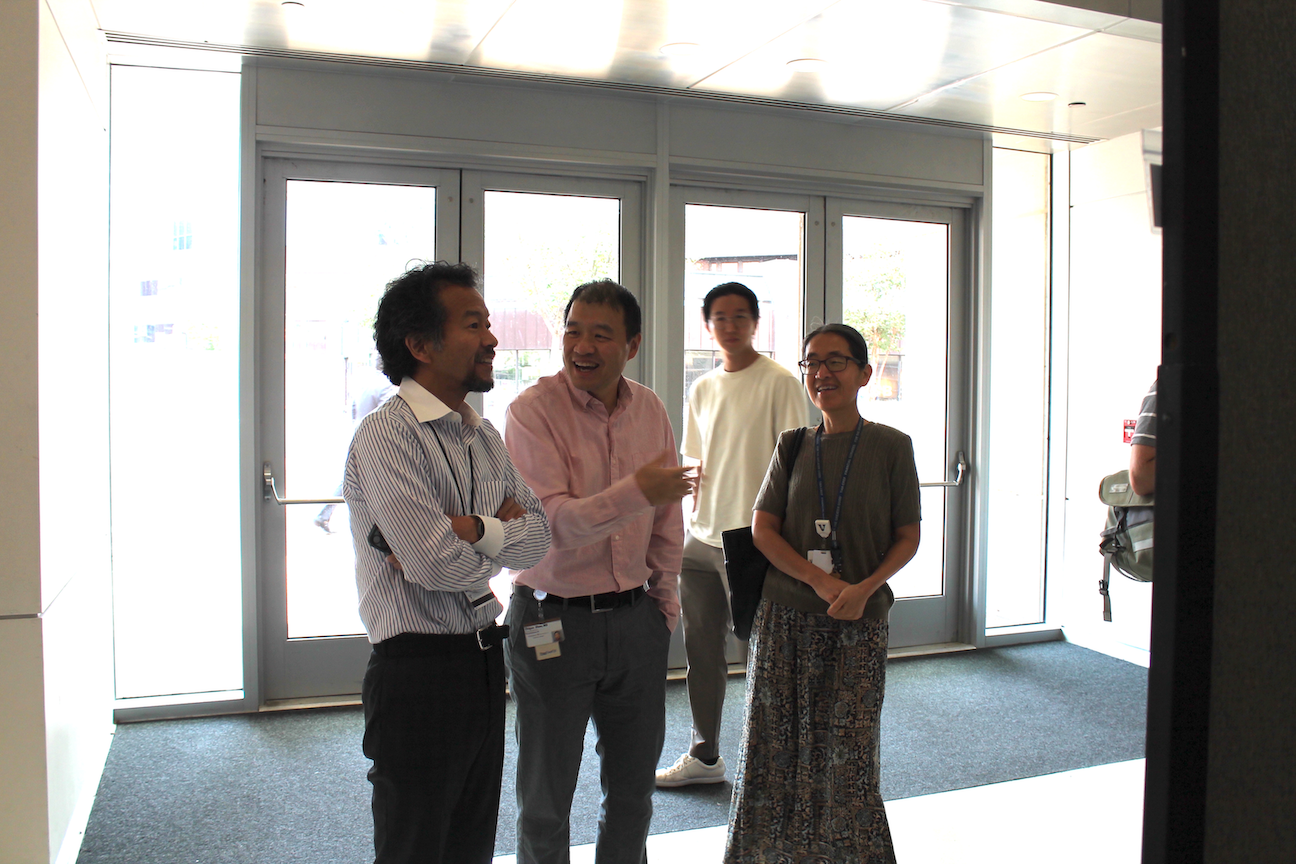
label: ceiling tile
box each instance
[892,30,1160,136]
[93,0,514,64]
[470,0,839,86]
[691,0,1091,110]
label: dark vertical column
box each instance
[1142,1,1219,863]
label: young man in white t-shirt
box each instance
[656,282,806,787]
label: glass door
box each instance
[460,170,644,621]
[669,187,822,669]
[259,159,459,701]
[827,199,970,647]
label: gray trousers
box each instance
[679,532,732,763]
[507,587,671,864]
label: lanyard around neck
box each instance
[815,418,864,557]
[430,424,475,515]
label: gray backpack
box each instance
[1097,470,1154,622]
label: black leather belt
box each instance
[517,584,646,613]
[375,624,509,656]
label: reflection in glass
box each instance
[682,204,805,411]
[843,216,949,599]
[109,67,242,698]
[284,180,436,638]
[481,190,621,432]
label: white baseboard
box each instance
[1062,625,1151,668]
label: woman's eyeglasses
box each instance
[797,356,859,374]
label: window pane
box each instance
[683,204,804,411]
[284,180,437,638]
[109,67,242,698]
[481,191,621,431]
[842,216,949,599]
[985,149,1050,627]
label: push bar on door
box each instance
[263,462,345,505]
[919,451,968,488]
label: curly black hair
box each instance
[373,261,479,385]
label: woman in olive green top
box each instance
[724,324,921,864]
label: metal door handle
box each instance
[263,462,344,505]
[920,451,968,488]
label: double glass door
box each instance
[674,189,969,652]
[259,159,640,700]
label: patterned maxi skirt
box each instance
[724,599,894,864]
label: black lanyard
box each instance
[430,425,475,515]
[815,418,864,566]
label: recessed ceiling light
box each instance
[659,42,700,57]
[786,57,828,69]
[1020,91,1058,102]
[1069,101,1087,107]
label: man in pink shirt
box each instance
[504,280,691,864]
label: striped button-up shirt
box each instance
[344,377,551,642]
[505,371,683,629]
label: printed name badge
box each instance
[525,618,564,660]
[808,549,833,574]
[524,618,563,647]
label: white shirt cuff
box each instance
[471,515,505,558]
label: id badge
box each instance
[525,617,564,660]
[808,549,833,574]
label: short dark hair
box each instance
[564,279,642,340]
[803,323,869,368]
[373,261,479,385]
[702,282,760,320]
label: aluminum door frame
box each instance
[666,186,824,670]
[258,158,460,702]
[826,197,972,648]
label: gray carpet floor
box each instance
[76,641,1146,863]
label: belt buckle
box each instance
[476,627,492,651]
[590,594,616,613]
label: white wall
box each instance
[1052,131,1162,657]
[0,1,114,862]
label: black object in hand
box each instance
[367,524,392,555]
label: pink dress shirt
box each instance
[504,371,684,629]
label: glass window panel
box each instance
[109,66,242,698]
[284,180,437,638]
[842,216,949,599]
[481,191,621,432]
[985,149,1051,627]
[682,204,805,412]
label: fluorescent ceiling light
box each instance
[660,42,701,57]
[1020,91,1058,102]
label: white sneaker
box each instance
[655,753,727,787]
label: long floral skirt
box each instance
[724,599,894,864]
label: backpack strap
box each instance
[1100,556,1113,623]
[787,426,808,472]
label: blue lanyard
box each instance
[815,418,864,565]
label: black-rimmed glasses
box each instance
[797,356,858,374]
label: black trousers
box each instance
[362,629,508,864]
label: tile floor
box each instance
[493,758,1146,864]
